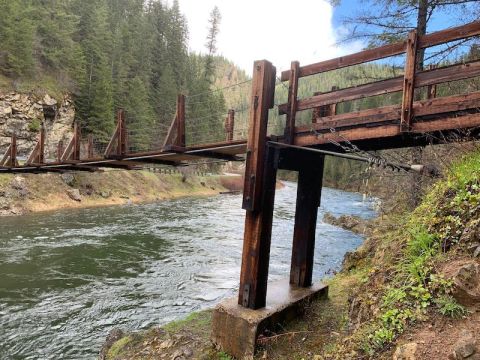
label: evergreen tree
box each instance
[204,6,221,83]
[0,0,35,77]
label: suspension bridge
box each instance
[2,20,480,358]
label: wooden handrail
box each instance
[280,21,480,81]
[278,59,480,113]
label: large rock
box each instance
[66,189,82,202]
[450,262,480,306]
[0,92,74,158]
[393,342,417,360]
[449,330,478,360]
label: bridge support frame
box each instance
[239,59,327,310]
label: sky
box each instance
[177,0,364,73]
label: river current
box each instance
[0,181,376,359]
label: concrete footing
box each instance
[211,278,328,359]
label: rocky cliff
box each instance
[0,92,74,159]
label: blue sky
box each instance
[178,0,476,72]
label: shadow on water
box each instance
[0,181,376,359]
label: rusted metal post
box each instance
[225,109,235,142]
[401,30,418,132]
[239,60,277,309]
[175,94,186,148]
[290,156,325,287]
[284,61,300,144]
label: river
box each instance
[0,181,376,359]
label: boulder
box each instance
[451,262,480,306]
[66,189,82,202]
[42,94,57,106]
[10,176,26,191]
[393,342,417,360]
[449,330,477,359]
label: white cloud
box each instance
[177,0,364,73]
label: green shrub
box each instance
[435,295,467,318]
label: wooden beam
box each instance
[225,109,235,142]
[105,111,122,157]
[9,134,17,167]
[176,94,186,148]
[301,90,480,133]
[0,144,11,166]
[279,60,480,114]
[87,134,94,159]
[284,61,300,144]
[73,122,81,161]
[239,60,277,310]
[281,21,480,81]
[239,145,279,309]
[418,20,480,49]
[290,153,324,287]
[401,30,418,131]
[242,60,277,211]
[26,125,46,165]
[117,109,127,156]
[281,41,406,81]
[57,140,64,162]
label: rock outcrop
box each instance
[0,92,74,158]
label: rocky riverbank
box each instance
[0,171,235,216]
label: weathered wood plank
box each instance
[284,61,300,144]
[401,30,418,131]
[242,60,277,212]
[239,145,279,309]
[280,41,407,81]
[279,60,480,114]
[280,21,480,81]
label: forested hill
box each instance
[0,0,241,144]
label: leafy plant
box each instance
[435,295,467,318]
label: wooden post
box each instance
[284,61,300,144]
[401,30,418,132]
[225,109,235,142]
[312,86,338,123]
[117,109,127,156]
[73,123,81,160]
[290,155,325,287]
[239,60,277,309]
[10,133,17,167]
[427,64,437,100]
[175,94,186,148]
[88,134,94,159]
[39,124,45,164]
[57,140,64,162]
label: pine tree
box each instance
[204,6,221,84]
[0,0,35,77]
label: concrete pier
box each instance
[211,278,328,359]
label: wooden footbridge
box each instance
[2,22,480,311]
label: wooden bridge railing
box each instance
[278,21,480,144]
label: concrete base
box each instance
[211,278,328,359]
